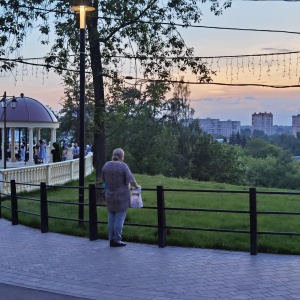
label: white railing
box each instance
[0,153,94,194]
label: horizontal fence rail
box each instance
[0,181,300,255]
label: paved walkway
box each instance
[0,159,49,169]
[0,218,300,300]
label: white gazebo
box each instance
[0,95,59,165]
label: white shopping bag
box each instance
[130,187,143,208]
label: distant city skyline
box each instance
[190,89,300,126]
[197,114,295,138]
[196,107,297,127]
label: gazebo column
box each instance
[18,128,21,151]
[36,128,41,144]
[28,128,34,162]
[51,128,56,144]
[11,128,16,162]
[1,128,4,163]
[49,128,57,163]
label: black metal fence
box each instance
[1,179,300,255]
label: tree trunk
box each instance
[87,4,106,204]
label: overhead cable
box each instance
[14,4,300,35]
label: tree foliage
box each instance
[269,133,300,156]
[0,0,232,183]
[229,131,247,147]
[191,134,245,184]
[240,138,300,189]
[244,138,281,159]
[57,76,300,190]
[105,80,195,177]
[57,73,95,146]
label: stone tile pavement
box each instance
[0,218,300,300]
[0,282,90,299]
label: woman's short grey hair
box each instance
[112,148,124,161]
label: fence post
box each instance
[11,180,18,225]
[157,185,166,248]
[40,182,49,233]
[249,187,257,255]
[0,186,2,218]
[89,184,98,241]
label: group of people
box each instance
[33,140,92,163]
[12,142,28,161]
[4,141,46,163]
[8,142,29,162]
[4,140,93,164]
[70,142,92,160]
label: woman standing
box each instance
[20,145,25,161]
[102,148,140,247]
[38,140,47,163]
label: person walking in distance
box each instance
[62,146,68,161]
[102,148,141,247]
[72,143,80,159]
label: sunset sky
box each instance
[1,0,300,126]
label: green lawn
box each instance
[1,172,300,254]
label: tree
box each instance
[0,0,232,184]
[251,129,267,139]
[242,155,278,188]
[51,142,62,162]
[142,82,169,119]
[240,128,251,139]
[241,151,300,189]
[245,138,281,159]
[229,133,236,145]
[172,119,203,178]
[105,82,196,178]
[190,134,245,184]
[229,132,247,147]
[57,73,95,146]
[269,133,300,156]
[240,134,247,148]
[161,78,194,124]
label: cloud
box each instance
[260,47,292,52]
[197,97,215,102]
[244,96,255,100]
[193,97,241,105]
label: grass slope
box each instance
[1,172,300,254]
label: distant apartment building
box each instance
[292,114,300,137]
[220,120,241,137]
[198,118,219,134]
[198,118,240,137]
[252,112,273,135]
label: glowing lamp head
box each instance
[71,3,95,29]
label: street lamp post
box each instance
[71,2,95,223]
[1,92,18,169]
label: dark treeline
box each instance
[225,131,300,189]
[104,83,300,190]
[57,81,300,190]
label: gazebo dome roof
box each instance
[0,96,58,123]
